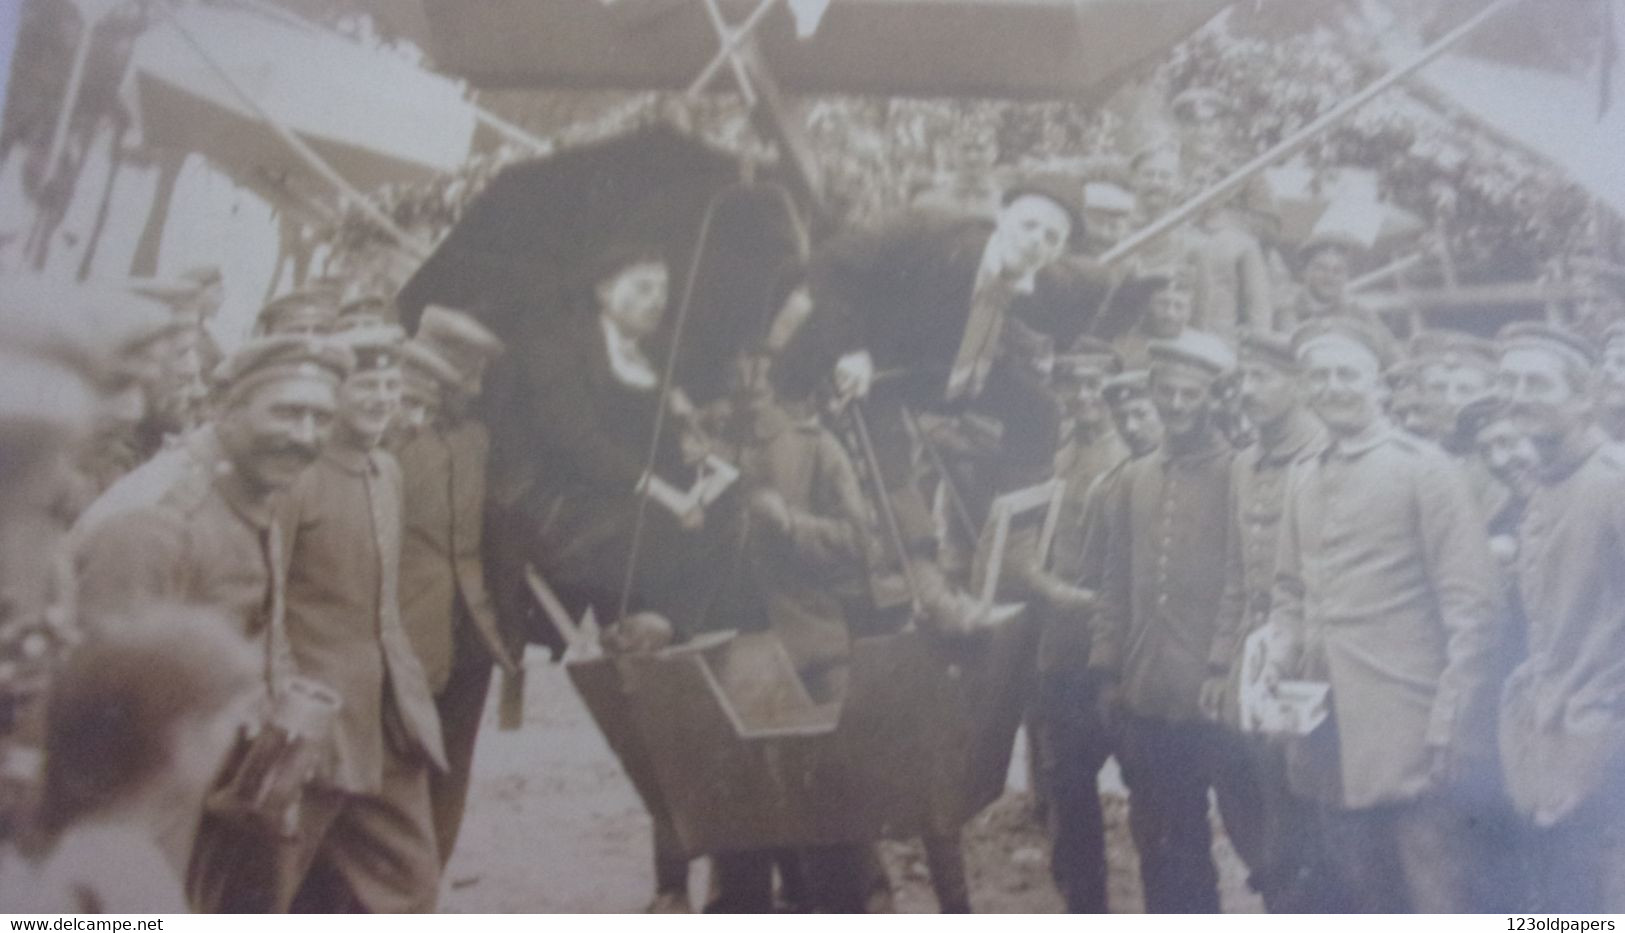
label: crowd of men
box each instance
[0,123,1623,915]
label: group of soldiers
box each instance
[0,281,513,912]
[0,123,1622,916]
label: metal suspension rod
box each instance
[1098,0,1523,268]
[614,192,728,625]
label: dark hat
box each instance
[1002,171,1085,240]
[1291,315,1397,370]
[213,335,354,402]
[401,341,462,404]
[416,305,503,394]
[1148,329,1236,378]
[1495,321,1597,370]
[588,242,667,290]
[256,290,338,336]
[1237,328,1297,369]
[1102,369,1151,406]
[1409,329,1497,374]
[333,323,405,372]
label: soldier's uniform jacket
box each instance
[1093,428,1235,721]
[718,403,869,675]
[279,442,447,795]
[74,427,283,654]
[1270,423,1499,809]
[1041,428,1128,676]
[1209,414,1327,695]
[1501,432,1625,826]
[395,418,516,695]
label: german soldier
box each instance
[393,307,518,865]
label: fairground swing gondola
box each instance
[390,0,1229,859]
[395,115,1065,854]
[394,0,1521,862]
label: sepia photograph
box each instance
[0,0,1622,918]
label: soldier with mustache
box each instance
[71,335,352,910]
[1259,317,1499,912]
[1494,323,1625,912]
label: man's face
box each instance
[1476,419,1538,497]
[1303,248,1350,304]
[598,261,670,340]
[1132,150,1181,216]
[1084,210,1131,255]
[217,377,337,493]
[1150,363,1214,442]
[1237,358,1297,430]
[1058,367,1110,431]
[1301,338,1384,437]
[1110,396,1163,457]
[338,366,402,447]
[1497,348,1586,447]
[0,429,75,653]
[994,195,1072,281]
[1146,285,1193,338]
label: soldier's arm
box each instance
[1415,455,1502,754]
[1208,467,1249,675]
[74,508,188,626]
[1087,464,1133,678]
[1264,468,1308,678]
[778,432,868,570]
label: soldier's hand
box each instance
[676,502,705,533]
[1199,675,1229,724]
[834,350,875,402]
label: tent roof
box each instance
[418,0,1229,100]
[1413,52,1625,217]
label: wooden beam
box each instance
[1361,281,1583,312]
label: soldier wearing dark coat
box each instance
[1203,329,1331,912]
[393,307,517,865]
[1090,330,1242,913]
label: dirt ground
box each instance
[439,649,1262,913]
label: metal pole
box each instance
[41,11,96,198]
[614,191,727,625]
[156,1,433,259]
[1098,0,1523,268]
